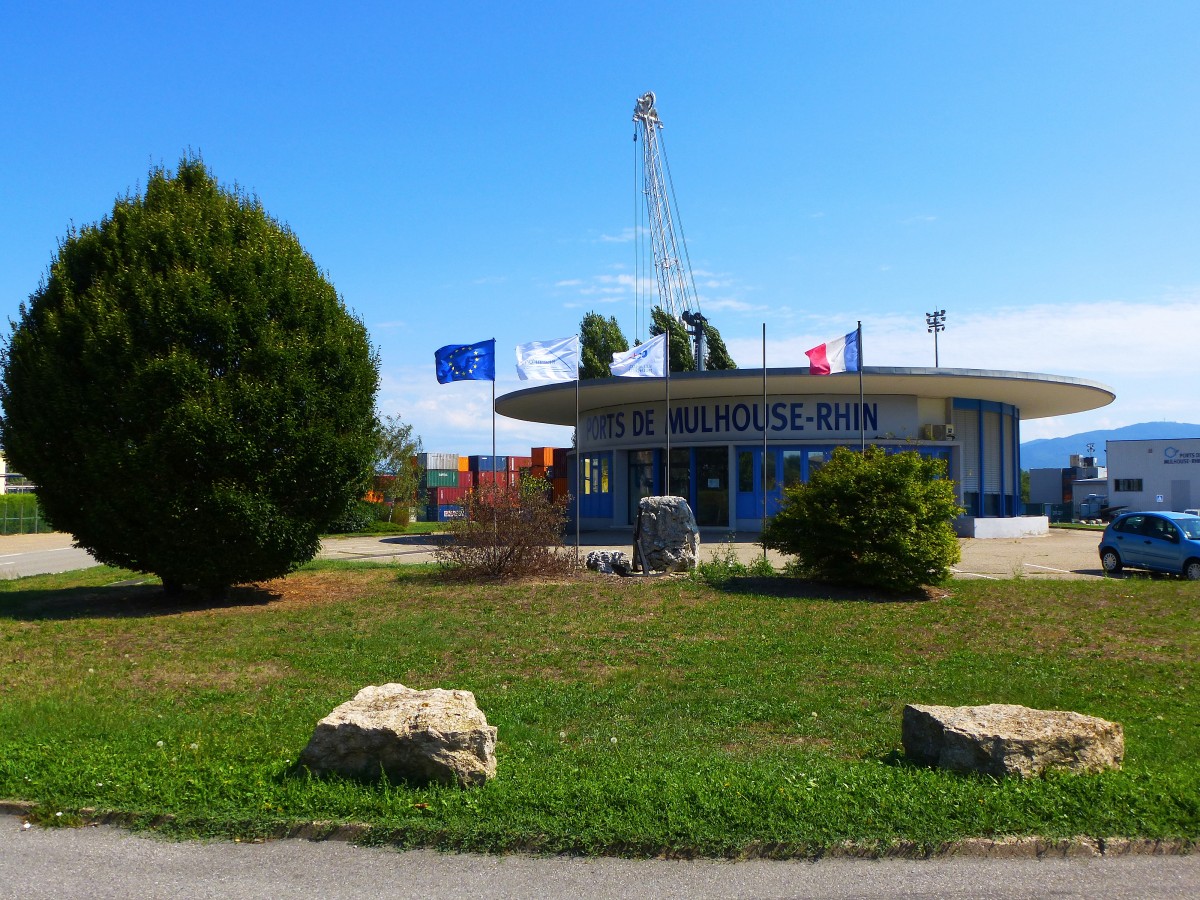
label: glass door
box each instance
[694,447,729,527]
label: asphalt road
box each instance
[0,532,98,578]
[0,527,1109,580]
[2,816,1196,899]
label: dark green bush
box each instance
[762,446,962,592]
[327,501,378,534]
[0,157,379,594]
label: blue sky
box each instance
[3,2,1198,456]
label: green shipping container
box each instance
[424,468,460,488]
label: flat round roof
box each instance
[495,367,1115,426]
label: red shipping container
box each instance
[552,448,568,470]
[428,487,465,506]
[458,470,474,489]
[530,447,554,467]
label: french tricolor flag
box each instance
[805,329,860,375]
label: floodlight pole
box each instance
[925,309,946,367]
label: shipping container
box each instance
[468,456,508,473]
[476,470,517,486]
[530,447,555,467]
[508,456,532,471]
[457,470,474,489]
[552,477,569,499]
[552,448,568,470]
[417,452,459,471]
[427,486,466,506]
[458,456,469,472]
[435,504,466,522]
[423,468,460,488]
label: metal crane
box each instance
[632,91,708,370]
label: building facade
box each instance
[1106,438,1200,514]
[496,367,1114,537]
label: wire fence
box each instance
[0,495,54,535]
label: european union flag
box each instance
[435,339,496,383]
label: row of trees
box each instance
[580,308,736,378]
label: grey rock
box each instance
[586,550,633,576]
[634,496,700,572]
[298,683,497,787]
[902,702,1123,778]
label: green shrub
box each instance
[327,501,378,534]
[762,446,962,592]
[0,157,379,595]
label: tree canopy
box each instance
[579,312,629,379]
[648,307,737,372]
[0,157,379,595]
[375,413,423,510]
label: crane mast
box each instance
[633,91,707,369]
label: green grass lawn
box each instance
[0,562,1196,856]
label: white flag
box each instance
[610,332,667,378]
[515,335,580,381]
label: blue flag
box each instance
[435,339,496,383]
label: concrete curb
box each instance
[3,801,1193,859]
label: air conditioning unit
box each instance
[921,424,956,441]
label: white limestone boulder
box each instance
[902,703,1123,778]
[635,495,700,572]
[586,550,633,576]
[298,683,497,787]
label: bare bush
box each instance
[435,477,577,579]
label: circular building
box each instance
[496,366,1114,538]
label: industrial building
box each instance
[495,366,1114,538]
[1104,438,1200,515]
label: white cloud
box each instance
[377,367,572,456]
[597,227,638,243]
[726,292,1200,440]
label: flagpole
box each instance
[664,346,671,495]
[574,340,581,566]
[761,322,768,544]
[857,320,865,452]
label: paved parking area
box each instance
[0,527,1106,581]
[318,527,1107,580]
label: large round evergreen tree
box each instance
[0,158,379,595]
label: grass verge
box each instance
[0,562,1196,856]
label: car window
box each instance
[1177,518,1200,540]
[1143,516,1178,542]
[1116,515,1144,534]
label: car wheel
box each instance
[1184,559,1200,581]
[1100,548,1122,574]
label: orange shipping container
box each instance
[458,456,469,472]
[552,477,569,499]
[530,447,554,467]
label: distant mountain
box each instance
[1020,422,1200,471]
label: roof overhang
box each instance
[495,367,1115,426]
